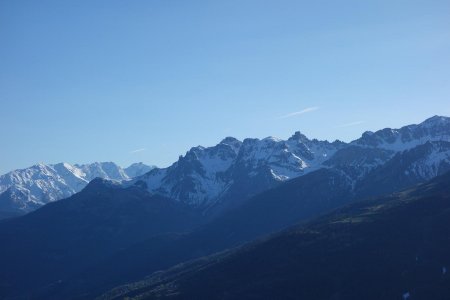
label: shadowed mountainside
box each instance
[102,172,450,300]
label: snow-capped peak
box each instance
[352,116,450,151]
[220,137,242,153]
[133,132,344,207]
[0,162,154,214]
[421,115,450,128]
[131,116,450,210]
[288,131,310,143]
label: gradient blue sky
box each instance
[1,0,450,173]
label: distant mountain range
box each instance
[0,162,155,217]
[129,115,450,212]
[0,115,449,300]
[1,116,449,219]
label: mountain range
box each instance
[129,115,450,212]
[0,115,449,299]
[2,115,449,219]
[0,162,155,218]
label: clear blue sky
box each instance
[1,0,449,173]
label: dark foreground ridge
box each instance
[0,179,202,299]
[101,172,450,300]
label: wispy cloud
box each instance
[337,121,365,128]
[130,148,146,154]
[278,106,319,119]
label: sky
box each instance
[1,0,450,173]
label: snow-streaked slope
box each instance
[352,115,450,151]
[237,132,345,181]
[131,133,346,208]
[132,116,450,209]
[133,138,242,207]
[323,146,394,182]
[405,141,450,179]
[355,141,450,198]
[0,162,153,215]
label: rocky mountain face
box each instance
[132,134,345,209]
[131,116,450,212]
[355,140,450,197]
[0,162,154,216]
[352,115,450,151]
